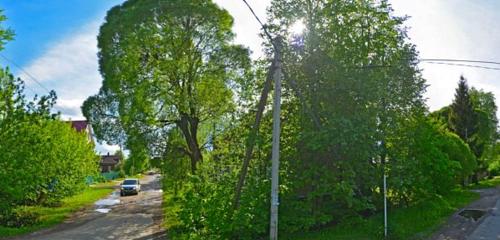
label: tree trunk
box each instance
[177,114,203,174]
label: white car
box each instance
[120,178,141,196]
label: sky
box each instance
[1,0,499,153]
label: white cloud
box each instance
[390,0,500,115]
[17,20,113,153]
[19,21,102,120]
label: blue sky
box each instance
[0,0,123,67]
[1,0,500,153]
[0,0,124,153]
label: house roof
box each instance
[70,120,89,133]
[101,155,120,165]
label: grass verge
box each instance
[467,176,500,189]
[0,183,115,238]
[286,189,479,240]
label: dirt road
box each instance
[13,174,166,240]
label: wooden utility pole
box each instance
[270,36,283,240]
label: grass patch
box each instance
[162,192,182,231]
[286,189,479,240]
[0,183,115,238]
[467,176,500,189]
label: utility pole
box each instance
[270,36,283,240]
[383,173,388,238]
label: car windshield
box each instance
[123,180,137,185]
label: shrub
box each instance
[0,207,40,228]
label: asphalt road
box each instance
[467,197,500,240]
[13,174,166,240]
[431,187,500,240]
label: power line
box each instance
[241,0,273,42]
[420,58,500,66]
[422,61,500,71]
[0,53,52,93]
[0,54,63,113]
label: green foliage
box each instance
[388,118,475,202]
[264,0,428,233]
[0,119,99,205]
[0,207,40,228]
[287,189,479,240]
[0,10,14,51]
[160,0,484,238]
[79,0,496,238]
[0,68,99,222]
[83,0,252,174]
[432,80,498,181]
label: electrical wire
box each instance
[420,58,500,66]
[422,61,500,71]
[241,0,273,42]
[0,53,52,93]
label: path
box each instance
[12,174,166,240]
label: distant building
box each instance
[100,153,121,173]
[68,120,94,143]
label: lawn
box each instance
[286,189,479,240]
[0,182,116,238]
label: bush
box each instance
[0,207,40,228]
[0,115,99,213]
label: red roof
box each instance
[70,120,88,132]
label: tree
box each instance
[266,0,427,228]
[431,83,498,182]
[83,0,251,174]
[449,76,476,142]
[1,12,98,223]
[0,9,13,52]
[0,69,98,218]
[469,88,498,178]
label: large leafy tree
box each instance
[469,88,498,155]
[266,0,427,228]
[83,0,251,173]
[469,88,498,178]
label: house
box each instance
[100,153,121,173]
[69,120,94,143]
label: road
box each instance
[13,174,166,240]
[467,197,500,240]
[430,186,500,240]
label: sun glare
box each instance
[290,19,306,35]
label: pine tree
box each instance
[449,75,476,144]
